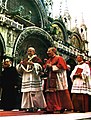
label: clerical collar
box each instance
[78,61,84,65]
[28,54,37,59]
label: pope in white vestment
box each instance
[16,47,46,111]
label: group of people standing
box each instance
[0,46,91,114]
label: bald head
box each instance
[47,47,57,58]
[27,47,35,57]
[28,47,35,52]
[48,47,57,53]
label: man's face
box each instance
[27,48,35,56]
[47,48,54,57]
[76,55,82,62]
[3,61,11,68]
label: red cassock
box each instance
[43,55,73,112]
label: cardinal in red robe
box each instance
[43,47,73,113]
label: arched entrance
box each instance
[13,26,54,63]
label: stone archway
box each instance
[13,26,54,63]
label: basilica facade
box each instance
[0,0,90,74]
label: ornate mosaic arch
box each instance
[70,32,82,49]
[13,26,53,63]
[6,0,47,28]
[51,20,68,42]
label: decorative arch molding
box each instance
[33,0,48,28]
[70,32,82,49]
[13,26,54,62]
[0,33,5,74]
[0,33,6,55]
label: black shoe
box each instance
[60,109,65,113]
[44,111,53,114]
[19,108,27,111]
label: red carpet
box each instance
[0,111,44,116]
[0,111,91,120]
